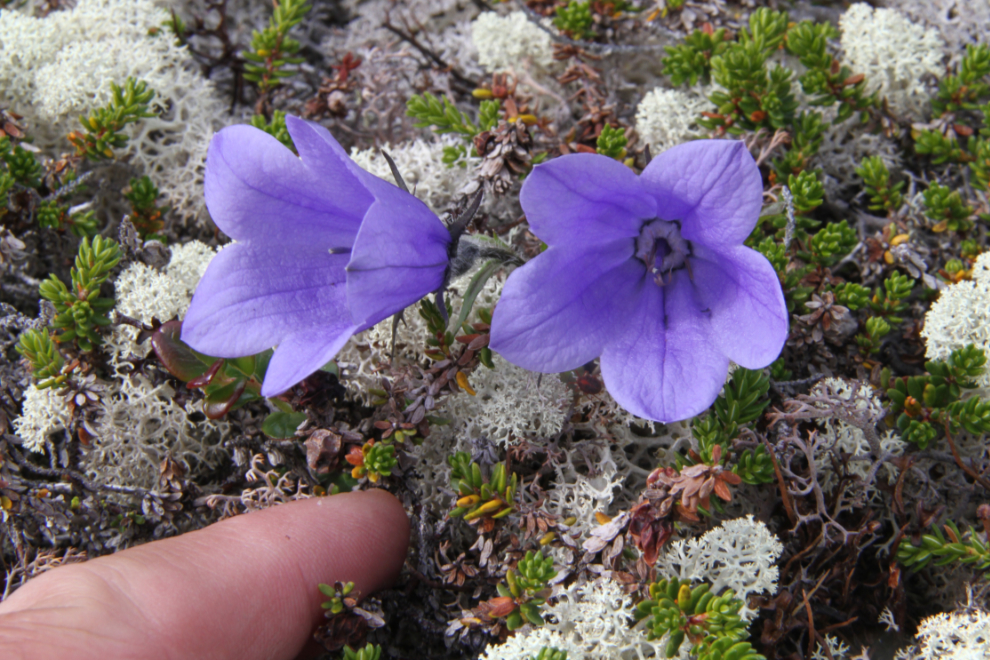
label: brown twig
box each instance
[765,438,798,526]
[942,420,990,492]
[381,17,478,92]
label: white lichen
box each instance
[437,354,570,447]
[816,106,901,197]
[336,273,572,446]
[0,0,227,222]
[880,606,901,632]
[635,87,711,154]
[921,251,990,389]
[349,136,480,217]
[12,384,73,454]
[914,608,990,659]
[542,442,625,540]
[334,265,503,404]
[480,576,665,660]
[810,378,907,492]
[163,241,218,296]
[897,0,990,65]
[83,372,228,490]
[471,11,555,74]
[812,634,851,660]
[838,3,945,118]
[109,240,216,361]
[656,515,783,620]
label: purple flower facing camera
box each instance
[489,140,788,423]
[182,117,451,396]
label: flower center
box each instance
[635,220,690,286]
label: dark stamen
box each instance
[328,247,352,255]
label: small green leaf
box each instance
[228,354,257,378]
[262,411,308,438]
[450,259,500,332]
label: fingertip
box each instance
[0,490,410,660]
[284,489,410,596]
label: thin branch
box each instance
[5,439,150,499]
[381,18,478,91]
[942,421,990,492]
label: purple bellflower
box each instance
[489,140,788,423]
[182,116,453,396]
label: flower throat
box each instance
[634,219,690,286]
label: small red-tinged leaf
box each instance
[203,380,246,419]
[576,373,603,394]
[954,123,974,137]
[713,478,733,502]
[150,320,213,382]
[262,411,307,439]
[467,334,489,351]
[455,333,481,345]
[573,143,596,154]
[373,420,393,430]
[78,425,93,446]
[843,73,865,86]
[344,446,365,467]
[188,359,225,389]
[720,470,742,485]
[486,597,518,619]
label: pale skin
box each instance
[0,489,410,660]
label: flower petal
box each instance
[600,270,729,422]
[345,178,450,325]
[519,153,656,249]
[490,240,642,373]
[204,124,371,247]
[640,140,763,249]
[688,244,788,368]
[182,242,353,358]
[285,116,400,201]
[260,326,357,397]
[284,116,381,209]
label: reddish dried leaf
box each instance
[344,446,364,467]
[484,597,517,619]
[713,478,733,502]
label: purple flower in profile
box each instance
[182,116,451,396]
[489,140,787,423]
